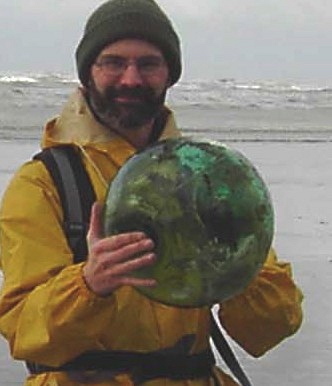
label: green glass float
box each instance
[103,137,274,307]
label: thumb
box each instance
[87,201,104,247]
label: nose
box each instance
[119,63,144,87]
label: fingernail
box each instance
[143,239,154,247]
[147,253,156,260]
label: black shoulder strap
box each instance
[210,310,252,386]
[33,145,96,263]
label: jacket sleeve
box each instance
[0,161,115,367]
[218,249,303,357]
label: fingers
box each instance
[101,252,157,290]
[84,206,157,296]
[119,276,157,288]
[83,250,157,297]
[94,234,155,264]
[105,252,156,277]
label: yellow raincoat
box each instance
[0,89,303,386]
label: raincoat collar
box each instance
[41,88,181,149]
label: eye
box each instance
[137,57,163,72]
[98,56,126,71]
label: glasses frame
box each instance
[94,54,167,78]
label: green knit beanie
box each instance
[76,0,182,86]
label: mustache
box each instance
[103,86,156,102]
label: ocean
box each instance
[1,73,332,142]
[0,72,331,385]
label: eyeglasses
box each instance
[94,55,166,77]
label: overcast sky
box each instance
[1,0,331,83]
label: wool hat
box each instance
[76,0,182,86]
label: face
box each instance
[88,39,170,131]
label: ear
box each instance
[166,75,173,88]
[85,75,95,91]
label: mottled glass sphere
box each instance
[103,138,274,307]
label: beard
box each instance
[87,80,167,131]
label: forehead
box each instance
[98,39,164,58]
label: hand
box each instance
[83,202,157,296]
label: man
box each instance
[0,0,303,385]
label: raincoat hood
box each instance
[41,88,181,149]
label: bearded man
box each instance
[0,1,303,385]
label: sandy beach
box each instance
[0,139,331,385]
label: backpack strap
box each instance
[33,145,96,263]
[210,310,252,386]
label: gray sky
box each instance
[1,0,332,83]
